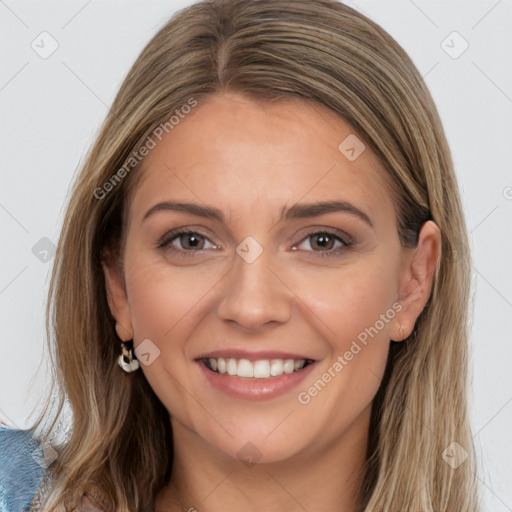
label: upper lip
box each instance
[195,350,316,362]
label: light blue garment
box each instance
[0,427,44,512]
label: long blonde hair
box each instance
[34,0,479,510]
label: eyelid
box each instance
[156,227,219,251]
[289,228,353,258]
[290,226,353,247]
[157,225,354,258]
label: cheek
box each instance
[124,249,221,343]
[297,259,398,350]
[292,260,395,413]
[122,255,223,417]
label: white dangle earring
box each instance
[115,323,140,372]
[117,340,140,373]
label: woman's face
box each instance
[105,91,438,465]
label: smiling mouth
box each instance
[200,357,315,379]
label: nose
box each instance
[216,244,293,331]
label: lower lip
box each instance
[197,360,317,401]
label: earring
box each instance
[115,323,139,372]
[118,340,140,372]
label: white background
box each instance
[0,1,511,509]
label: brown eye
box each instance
[293,230,352,258]
[177,232,205,250]
[309,233,336,251]
[157,229,220,255]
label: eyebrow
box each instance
[142,200,374,229]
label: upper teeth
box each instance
[204,357,308,378]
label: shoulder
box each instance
[0,426,45,512]
[0,427,109,512]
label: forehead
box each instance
[128,92,395,228]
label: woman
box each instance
[2,0,480,510]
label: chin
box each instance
[195,419,310,467]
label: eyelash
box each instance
[156,227,353,259]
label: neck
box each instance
[156,405,371,512]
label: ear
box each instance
[102,249,133,340]
[390,220,441,341]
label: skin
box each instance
[103,91,440,512]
